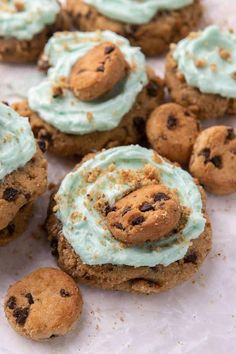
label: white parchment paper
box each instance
[0,1,236,353]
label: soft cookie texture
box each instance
[65,0,202,56]
[107,184,181,244]
[146,103,200,166]
[13,68,164,157]
[189,126,236,195]
[69,42,128,101]
[4,268,83,341]
[165,51,236,120]
[0,11,69,64]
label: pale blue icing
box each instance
[84,0,193,25]
[173,26,236,98]
[0,103,36,181]
[0,0,60,40]
[28,31,148,135]
[56,145,206,267]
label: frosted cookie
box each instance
[0,0,69,63]
[166,26,236,119]
[4,268,83,341]
[64,0,202,57]
[15,31,164,157]
[189,126,236,195]
[0,102,47,246]
[46,145,212,294]
[146,103,200,166]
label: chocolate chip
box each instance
[7,223,15,235]
[104,46,115,55]
[133,116,145,134]
[50,334,58,338]
[146,81,159,97]
[211,155,222,169]
[6,296,17,310]
[2,101,9,106]
[85,10,92,19]
[139,203,154,212]
[113,222,125,230]
[125,24,139,35]
[96,65,105,72]
[24,192,31,201]
[226,128,235,141]
[104,205,116,216]
[3,188,19,202]
[60,289,70,297]
[199,148,211,160]
[131,216,144,226]
[154,193,170,202]
[25,293,34,305]
[122,207,131,216]
[13,307,29,325]
[50,238,59,257]
[184,253,198,264]
[167,115,178,130]
[39,131,52,142]
[37,140,47,153]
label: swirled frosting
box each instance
[29,31,148,135]
[55,145,206,267]
[84,0,193,25]
[0,0,60,40]
[0,103,36,181]
[173,26,236,98]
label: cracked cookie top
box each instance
[0,0,60,40]
[29,31,148,135]
[54,145,206,267]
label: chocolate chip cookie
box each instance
[189,126,236,195]
[146,103,200,166]
[4,268,83,341]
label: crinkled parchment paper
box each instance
[0,1,236,353]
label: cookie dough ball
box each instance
[4,268,83,341]
[189,126,236,195]
[146,103,200,166]
[69,42,128,101]
[107,184,181,244]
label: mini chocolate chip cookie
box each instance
[146,103,200,166]
[107,184,181,244]
[189,126,236,195]
[4,268,83,341]
[69,41,129,101]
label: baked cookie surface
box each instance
[15,31,164,156]
[146,103,200,166]
[189,126,236,195]
[166,26,236,119]
[4,268,83,341]
[65,0,202,56]
[46,145,212,294]
[0,0,69,63]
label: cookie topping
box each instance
[13,307,29,325]
[154,192,170,202]
[139,202,154,212]
[199,148,211,160]
[7,223,16,235]
[167,115,178,130]
[6,296,17,310]
[210,155,222,169]
[3,188,19,202]
[131,215,145,226]
[226,128,235,141]
[113,222,125,230]
[60,289,71,297]
[147,81,159,97]
[25,293,34,305]
[104,46,115,55]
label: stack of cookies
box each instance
[0,0,235,344]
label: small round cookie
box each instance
[166,26,236,120]
[0,0,69,63]
[0,102,47,246]
[107,184,181,244]
[189,126,236,195]
[4,268,83,341]
[65,0,202,57]
[146,103,200,166]
[69,42,129,101]
[46,145,212,295]
[14,31,164,157]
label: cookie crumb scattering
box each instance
[4,268,83,341]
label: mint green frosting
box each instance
[84,0,193,25]
[0,103,36,181]
[173,26,236,98]
[28,31,148,135]
[0,0,60,40]
[56,145,206,267]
